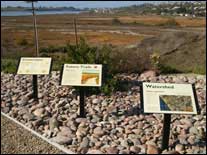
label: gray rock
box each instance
[188,77,196,84]
[131,138,141,146]
[189,127,199,135]
[17,97,29,106]
[130,146,141,153]
[105,147,119,154]
[93,127,104,137]
[162,150,180,154]
[18,108,28,115]
[92,98,101,104]
[119,149,130,154]
[138,144,147,154]
[25,92,33,99]
[75,118,88,124]
[91,115,101,123]
[86,149,103,154]
[179,136,188,145]
[23,113,36,121]
[51,135,73,145]
[147,144,159,154]
[187,136,196,145]
[175,144,184,153]
[58,127,73,137]
[76,127,88,138]
[33,108,45,117]
[49,117,59,130]
[132,129,142,135]
[80,137,89,149]
[140,70,156,79]
[36,101,46,108]
[101,99,109,107]
[2,107,10,113]
[32,119,44,127]
[120,139,129,148]
[56,99,67,108]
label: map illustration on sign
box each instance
[159,95,193,112]
[142,82,198,114]
[17,57,52,75]
[61,64,102,87]
[81,72,100,85]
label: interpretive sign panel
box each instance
[17,57,52,75]
[61,64,102,87]
[142,82,198,114]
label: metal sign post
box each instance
[32,75,38,101]
[79,87,85,118]
[32,1,39,101]
[161,114,171,151]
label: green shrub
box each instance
[159,18,180,26]
[158,64,181,74]
[1,59,18,73]
[111,49,150,74]
[18,38,29,46]
[112,18,122,25]
[150,52,160,71]
[150,52,182,74]
[66,37,118,95]
[192,65,206,75]
[40,45,68,54]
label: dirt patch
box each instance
[1,114,65,154]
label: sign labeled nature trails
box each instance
[17,57,52,75]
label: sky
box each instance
[1,1,165,9]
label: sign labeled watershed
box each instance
[17,57,52,75]
[142,82,198,114]
[61,64,102,87]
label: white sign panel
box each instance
[17,57,52,75]
[142,82,198,114]
[61,64,102,87]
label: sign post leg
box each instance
[32,75,38,101]
[162,114,171,151]
[79,87,85,118]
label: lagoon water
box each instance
[1,10,85,16]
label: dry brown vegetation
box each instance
[1,14,206,74]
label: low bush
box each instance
[158,64,181,74]
[1,59,18,73]
[65,37,118,95]
[40,45,68,54]
[17,38,29,46]
[159,18,180,26]
[150,52,182,74]
[112,18,122,25]
[111,48,151,74]
[192,65,206,75]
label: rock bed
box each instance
[1,72,206,154]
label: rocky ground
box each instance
[1,71,206,154]
[1,114,64,154]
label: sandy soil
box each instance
[1,114,65,154]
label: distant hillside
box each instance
[96,1,206,17]
[137,31,206,74]
[1,6,83,11]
